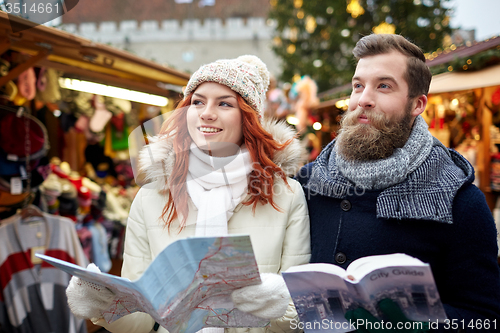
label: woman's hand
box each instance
[231,273,291,319]
[65,263,116,320]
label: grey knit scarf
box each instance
[335,115,433,190]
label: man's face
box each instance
[336,51,419,161]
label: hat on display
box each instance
[59,178,77,199]
[40,173,63,197]
[0,111,49,162]
[58,196,78,216]
[0,151,41,177]
[59,161,72,175]
[0,189,31,207]
[183,55,270,116]
[0,156,50,189]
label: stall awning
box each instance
[0,13,190,97]
[429,64,500,94]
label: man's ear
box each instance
[411,94,428,117]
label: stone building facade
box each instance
[61,0,281,76]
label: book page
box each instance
[283,267,363,333]
[346,253,425,280]
[38,235,269,333]
[356,264,447,322]
[285,263,347,275]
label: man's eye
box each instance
[379,84,389,89]
[353,83,362,89]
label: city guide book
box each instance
[37,235,268,333]
[282,253,447,333]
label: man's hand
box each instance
[345,299,430,333]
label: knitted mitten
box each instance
[65,263,115,320]
[231,273,290,319]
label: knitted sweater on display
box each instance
[0,214,88,333]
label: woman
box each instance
[66,55,310,333]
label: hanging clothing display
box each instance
[0,212,88,333]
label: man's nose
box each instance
[358,89,375,109]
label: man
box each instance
[296,34,500,331]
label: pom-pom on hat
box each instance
[183,55,270,115]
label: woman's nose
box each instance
[200,104,217,121]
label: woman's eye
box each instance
[220,101,233,107]
[192,100,203,106]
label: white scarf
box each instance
[187,144,252,333]
[187,143,252,236]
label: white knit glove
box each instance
[66,263,115,320]
[231,273,290,319]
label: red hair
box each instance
[157,93,293,230]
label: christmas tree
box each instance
[269,0,453,93]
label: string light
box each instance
[335,98,350,109]
[286,115,299,125]
[346,0,365,18]
[305,16,317,33]
[313,122,322,131]
[372,22,396,34]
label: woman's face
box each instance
[187,82,243,156]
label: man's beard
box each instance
[336,103,413,161]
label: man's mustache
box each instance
[341,108,388,128]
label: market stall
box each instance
[425,36,500,209]
[0,12,190,332]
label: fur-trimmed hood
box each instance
[136,120,307,192]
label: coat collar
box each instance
[137,120,307,193]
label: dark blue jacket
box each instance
[296,140,500,332]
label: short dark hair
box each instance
[353,34,432,98]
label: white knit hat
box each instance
[183,55,270,115]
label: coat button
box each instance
[335,252,347,264]
[340,199,351,211]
